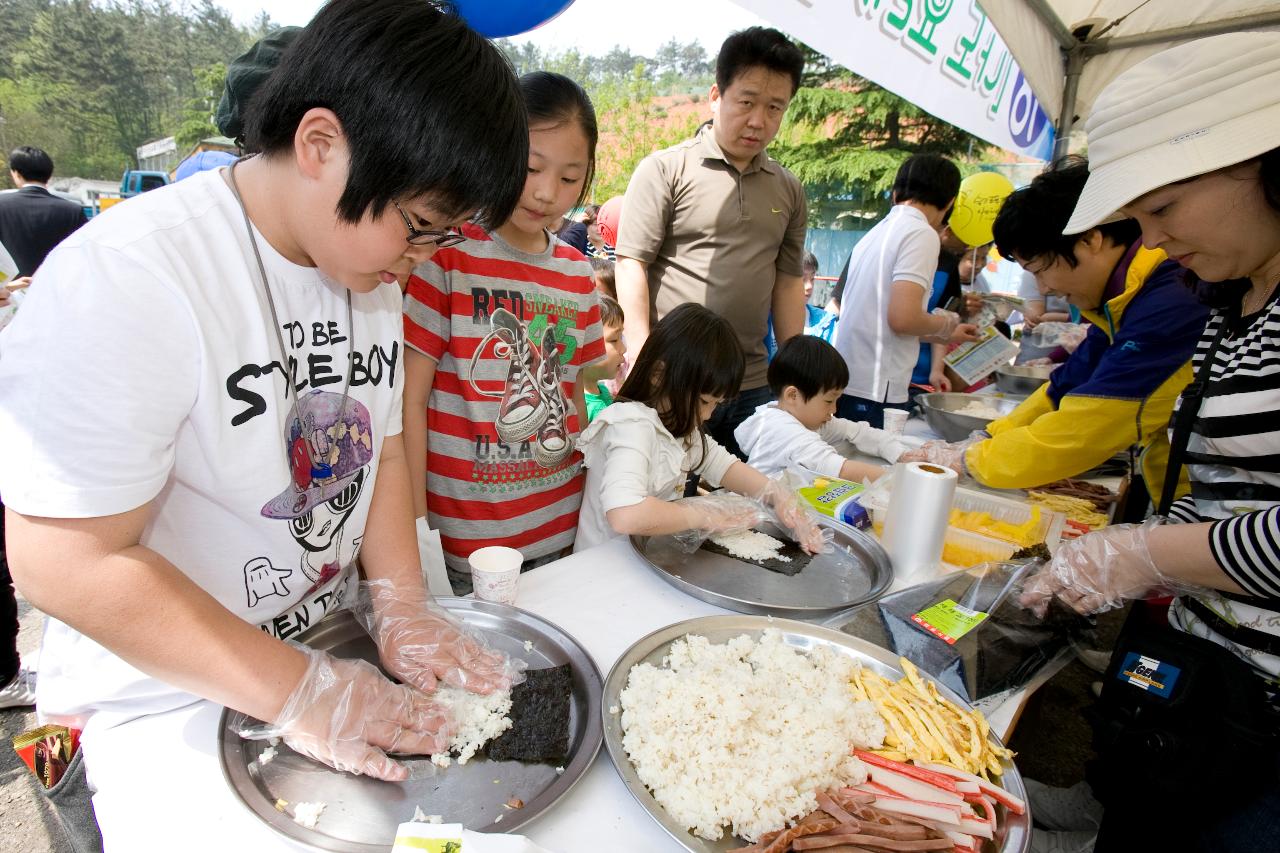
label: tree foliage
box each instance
[772,43,989,228]
[0,0,260,183]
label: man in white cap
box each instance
[1021,30,1280,853]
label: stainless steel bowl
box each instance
[995,364,1054,397]
[917,392,1020,441]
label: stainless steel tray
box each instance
[219,599,602,851]
[630,518,892,619]
[602,615,1030,853]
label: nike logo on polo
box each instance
[771,208,783,214]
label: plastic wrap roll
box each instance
[882,462,958,583]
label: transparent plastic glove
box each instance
[753,476,832,555]
[899,431,986,476]
[923,308,960,344]
[671,493,765,553]
[352,579,525,696]
[239,645,454,782]
[1018,521,1195,617]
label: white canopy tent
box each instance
[731,0,1280,160]
[981,0,1280,158]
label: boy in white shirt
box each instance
[737,335,906,481]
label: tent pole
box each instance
[1024,0,1077,50]
[1093,11,1280,52]
[1053,46,1086,161]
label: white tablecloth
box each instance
[82,534,1032,852]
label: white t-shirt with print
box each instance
[0,169,404,723]
[735,403,906,478]
[833,205,940,403]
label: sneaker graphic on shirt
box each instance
[469,307,548,444]
[534,326,573,467]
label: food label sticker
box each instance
[1116,652,1181,699]
[911,599,988,645]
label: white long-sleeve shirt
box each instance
[735,403,906,478]
[574,402,739,551]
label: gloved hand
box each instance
[353,579,524,696]
[1018,521,1193,616]
[899,431,987,476]
[239,645,454,781]
[672,493,765,552]
[753,476,832,555]
[924,308,960,343]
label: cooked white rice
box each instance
[427,686,513,767]
[956,400,1004,419]
[293,801,325,828]
[710,529,791,562]
[619,630,886,842]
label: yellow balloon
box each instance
[949,171,1015,247]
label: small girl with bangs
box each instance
[404,72,604,592]
[574,303,826,552]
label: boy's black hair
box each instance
[244,0,528,229]
[802,251,819,275]
[892,154,961,211]
[521,71,598,212]
[993,157,1141,268]
[9,146,53,183]
[716,27,804,96]
[598,294,624,328]
[619,303,744,444]
[590,257,616,299]
[768,335,848,399]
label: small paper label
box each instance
[1116,652,1181,699]
[912,599,988,645]
[944,325,1020,384]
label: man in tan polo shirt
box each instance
[615,26,807,458]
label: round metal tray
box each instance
[630,518,892,619]
[602,615,1030,853]
[219,599,602,851]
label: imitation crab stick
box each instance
[854,750,963,793]
[920,761,1027,815]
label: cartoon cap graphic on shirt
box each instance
[261,390,374,520]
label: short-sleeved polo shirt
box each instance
[616,123,806,390]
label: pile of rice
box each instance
[710,529,791,562]
[955,400,1004,420]
[428,686,513,768]
[619,630,886,842]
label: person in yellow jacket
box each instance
[905,160,1210,501]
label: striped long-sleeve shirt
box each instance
[1165,293,1280,682]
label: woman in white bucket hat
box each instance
[1022,31,1280,853]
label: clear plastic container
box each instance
[859,470,1065,569]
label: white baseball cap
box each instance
[1065,31,1280,235]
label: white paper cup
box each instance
[883,408,909,438]
[468,546,522,604]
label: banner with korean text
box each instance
[731,0,1055,160]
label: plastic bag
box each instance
[1029,321,1088,352]
[839,559,1096,702]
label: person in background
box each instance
[582,295,626,422]
[1017,34,1280,853]
[402,71,604,594]
[832,154,978,428]
[905,159,1208,501]
[737,335,903,481]
[574,303,824,552]
[0,6,528,843]
[589,256,615,299]
[555,204,591,256]
[616,27,807,459]
[0,146,87,282]
[591,196,619,260]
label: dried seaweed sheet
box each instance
[486,664,572,762]
[700,537,813,576]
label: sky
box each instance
[214,0,770,56]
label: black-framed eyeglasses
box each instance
[394,203,468,248]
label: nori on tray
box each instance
[700,535,813,576]
[840,562,1093,702]
[485,664,572,762]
